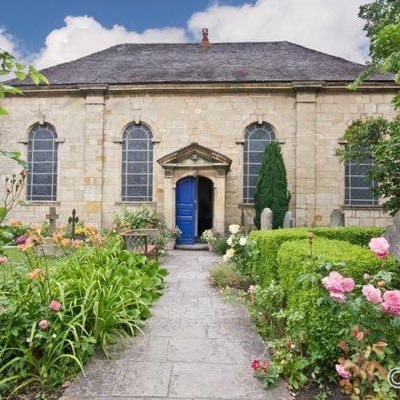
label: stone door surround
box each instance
[157,142,232,234]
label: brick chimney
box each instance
[199,28,211,49]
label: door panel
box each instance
[176,177,196,245]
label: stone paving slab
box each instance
[61,250,290,400]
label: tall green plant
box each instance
[254,142,290,229]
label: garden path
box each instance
[61,250,290,400]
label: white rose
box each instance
[227,236,233,246]
[229,224,240,234]
[239,237,247,246]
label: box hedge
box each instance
[248,226,386,285]
[276,238,398,366]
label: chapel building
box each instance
[0,31,397,244]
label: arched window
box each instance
[27,123,58,201]
[345,154,378,206]
[243,123,276,204]
[122,123,153,202]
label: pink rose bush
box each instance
[381,290,400,317]
[368,237,390,259]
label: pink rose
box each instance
[335,364,352,379]
[362,284,383,304]
[363,273,371,280]
[322,272,354,300]
[49,300,61,312]
[381,290,400,317]
[330,292,347,302]
[377,281,386,287]
[0,256,7,264]
[38,319,49,329]
[251,360,260,370]
[369,237,390,258]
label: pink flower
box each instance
[362,284,383,304]
[15,236,28,245]
[49,300,61,312]
[251,360,260,370]
[38,319,49,330]
[377,281,386,287]
[330,292,347,303]
[381,290,400,317]
[363,273,371,280]
[322,272,354,297]
[249,285,256,293]
[369,237,390,258]
[336,364,352,379]
[0,256,7,264]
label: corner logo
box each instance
[388,368,400,389]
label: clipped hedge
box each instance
[276,238,398,366]
[248,226,386,285]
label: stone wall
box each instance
[0,83,396,230]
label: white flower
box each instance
[227,236,233,246]
[229,224,240,235]
[222,254,230,262]
[239,237,247,246]
[222,248,235,262]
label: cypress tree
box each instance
[254,141,291,229]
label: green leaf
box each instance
[14,71,27,80]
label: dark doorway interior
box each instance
[197,176,213,238]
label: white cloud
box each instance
[0,28,21,57]
[188,0,370,63]
[33,16,187,69]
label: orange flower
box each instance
[10,219,22,227]
[27,268,42,280]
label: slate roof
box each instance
[13,41,393,86]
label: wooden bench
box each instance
[120,229,159,260]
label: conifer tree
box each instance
[254,142,290,229]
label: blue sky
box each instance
[0,0,370,68]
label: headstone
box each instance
[283,211,294,228]
[68,209,79,240]
[330,209,345,227]
[260,208,273,230]
[385,213,400,260]
[46,206,59,236]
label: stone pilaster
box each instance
[294,84,320,226]
[82,87,107,226]
[214,169,226,233]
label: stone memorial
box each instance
[260,208,273,230]
[330,209,345,227]
[385,213,400,260]
[283,211,293,228]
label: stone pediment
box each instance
[157,142,232,171]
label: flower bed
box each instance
[0,226,167,397]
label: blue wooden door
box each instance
[176,177,196,245]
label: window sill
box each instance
[341,205,383,211]
[21,201,61,206]
[238,203,255,208]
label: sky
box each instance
[0,0,371,69]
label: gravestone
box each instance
[260,208,273,230]
[46,206,59,236]
[385,213,400,260]
[283,211,293,228]
[330,209,345,227]
[68,209,79,240]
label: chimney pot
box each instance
[200,28,211,48]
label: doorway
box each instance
[175,176,213,245]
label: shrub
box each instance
[254,142,290,229]
[209,261,252,290]
[249,226,386,286]
[212,237,230,255]
[276,238,398,371]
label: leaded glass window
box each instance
[344,154,378,206]
[122,123,153,202]
[27,123,58,201]
[243,123,276,204]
